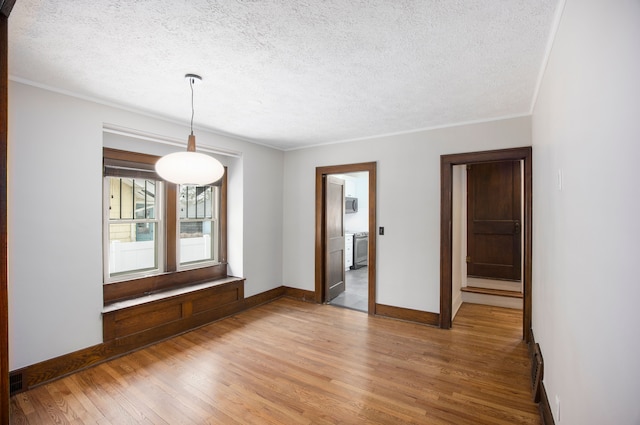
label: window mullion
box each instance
[144,180,148,219]
[166,183,177,272]
[119,178,123,219]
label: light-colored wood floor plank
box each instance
[10,299,540,424]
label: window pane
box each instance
[179,220,214,264]
[196,186,205,218]
[107,178,135,220]
[134,179,147,219]
[109,178,121,219]
[146,181,156,219]
[109,177,157,221]
[179,187,186,219]
[180,185,214,219]
[108,223,157,276]
[179,186,198,219]
[204,187,210,218]
[120,178,134,219]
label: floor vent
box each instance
[9,372,25,395]
[531,343,544,403]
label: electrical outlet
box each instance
[555,395,561,422]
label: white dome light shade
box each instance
[155,74,225,185]
[155,151,224,185]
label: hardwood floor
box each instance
[10,299,539,424]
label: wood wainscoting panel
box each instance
[103,278,245,343]
[111,302,183,339]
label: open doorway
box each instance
[440,147,532,341]
[315,162,377,314]
[451,161,524,319]
[327,171,369,311]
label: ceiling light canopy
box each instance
[155,74,224,185]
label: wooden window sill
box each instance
[102,276,243,313]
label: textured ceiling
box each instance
[8,0,560,150]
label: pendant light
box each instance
[155,74,225,185]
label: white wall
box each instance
[8,81,284,369]
[531,1,640,424]
[451,165,464,318]
[283,117,531,312]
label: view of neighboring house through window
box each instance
[179,185,220,266]
[106,177,162,279]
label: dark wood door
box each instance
[467,161,521,281]
[325,176,346,300]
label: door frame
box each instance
[315,162,377,314]
[1,3,14,421]
[440,147,532,341]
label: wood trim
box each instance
[539,380,555,425]
[0,0,16,18]
[165,182,178,271]
[367,166,377,314]
[375,304,440,326]
[242,286,286,310]
[439,157,453,329]
[104,263,228,303]
[284,287,316,302]
[528,328,537,358]
[523,152,533,340]
[531,342,543,403]
[528,329,548,422]
[0,12,8,424]
[315,162,377,313]
[103,147,159,165]
[460,286,523,298]
[314,170,324,304]
[439,147,532,341]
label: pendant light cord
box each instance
[190,77,195,135]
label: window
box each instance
[103,148,227,303]
[106,177,162,279]
[179,185,220,267]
